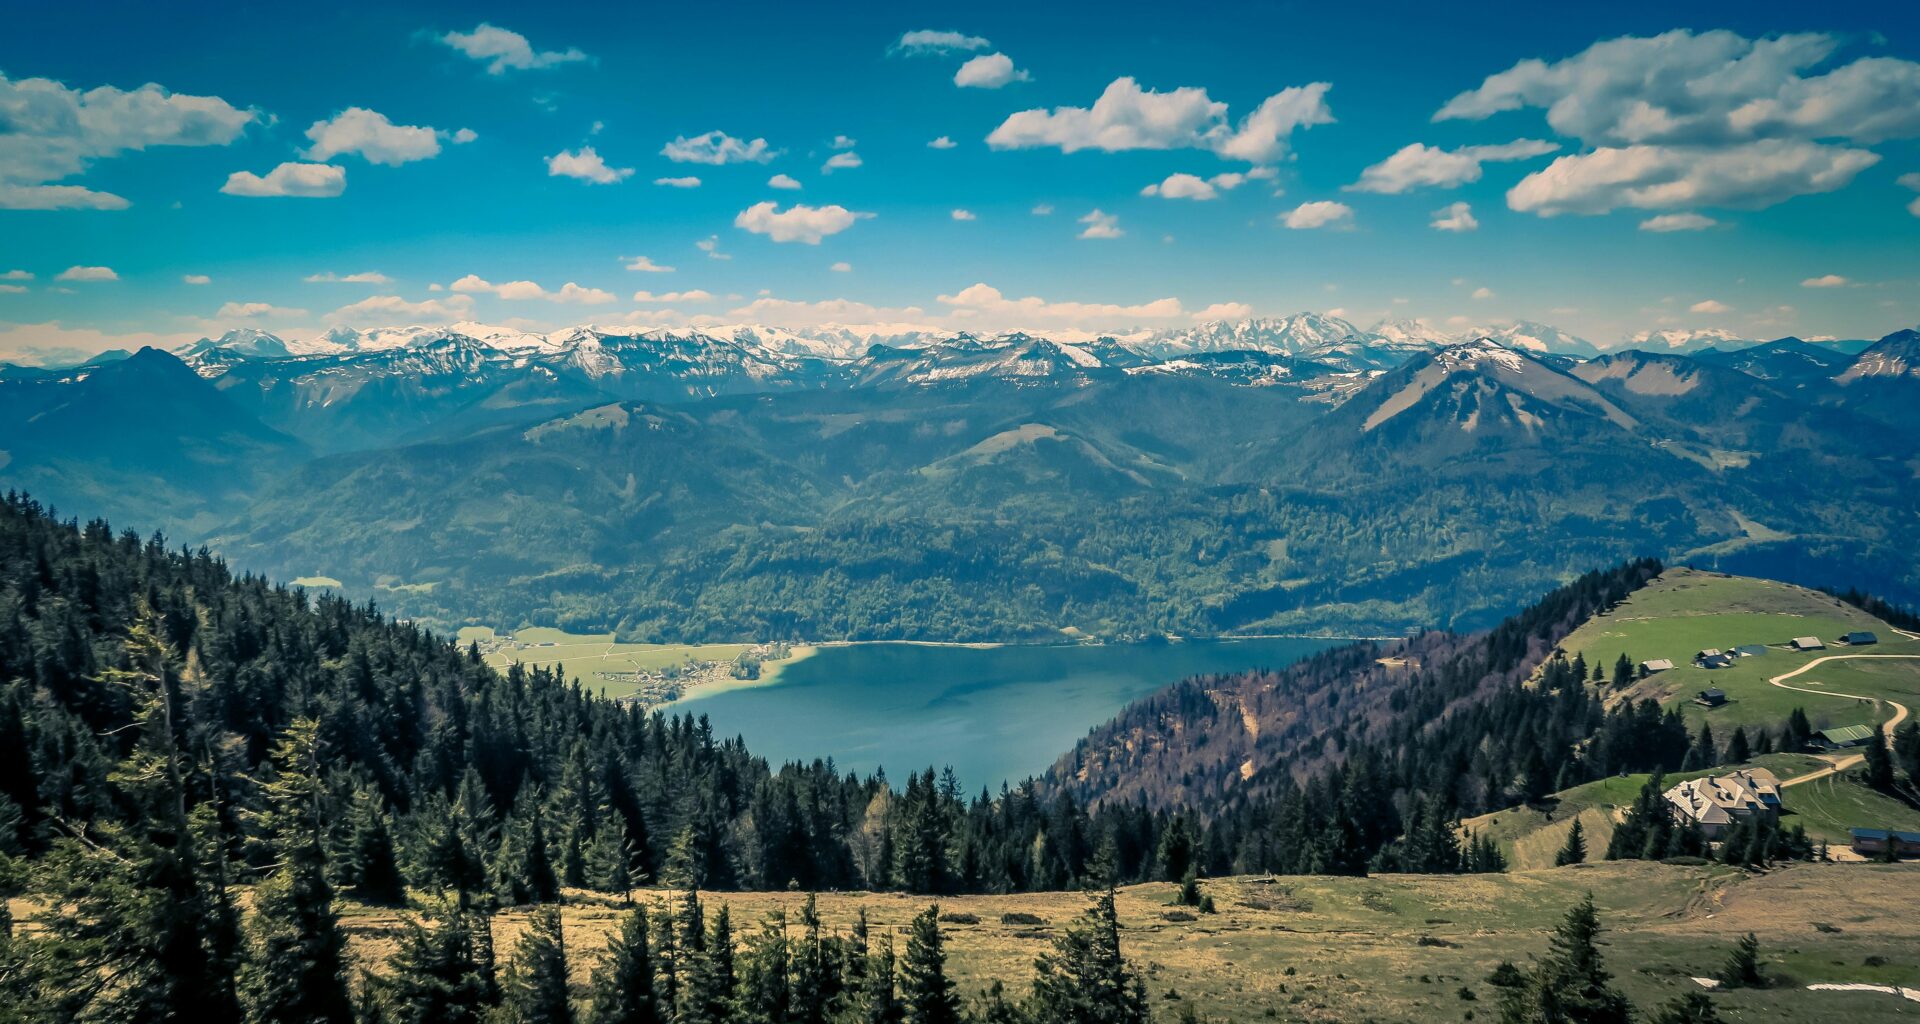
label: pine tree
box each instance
[1863,724,1896,792]
[1893,720,1920,786]
[501,906,573,1024]
[738,910,791,1024]
[1025,888,1150,1024]
[1716,932,1763,990]
[1157,816,1194,882]
[1726,727,1750,764]
[342,783,406,905]
[385,908,495,1024]
[1555,819,1588,867]
[1652,992,1723,1024]
[858,931,900,1024]
[1498,893,1632,1024]
[588,905,660,1024]
[239,718,354,1024]
[898,906,960,1024]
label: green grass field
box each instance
[326,861,1920,1023]
[450,625,810,699]
[1555,569,1920,733]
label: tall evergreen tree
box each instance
[1716,933,1764,990]
[1025,888,1150,1024]
[588,905,661,1024]
[1555,819,1587,867]
[898,906,960,1024]
[385,908,495,1024]
[501,906,573,1024]
[1862,724,1896,792]
[1498,894,1632,1024]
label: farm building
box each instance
[1814,724,1876,749]
[1695,649,1733,669]
[1732,644,1768,658]
[1791,636,1825,651]
[1694,688,1728,708]
[1850,828,1920,859]
[1839,631,1878,646]
[1641,658,1675,674]
[1665,768,1782,839]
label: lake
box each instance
[672,636,1343,790]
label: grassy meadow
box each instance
[452,625,814,699]
[330,861,1920,1023]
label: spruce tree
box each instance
[1726,727,1750,764]
[1716,932,1763,989]
[1652,992,1724,1024]
[859,931,900,1024]
[898,906,960,1024]
[1499,893,1631,1024]
[1863,724,1896,792]
[500,906,573,1024]
[1555,819,1588,867]
[342,783,406,905]
[1026,888,1150,1024]
[385,908,495,1024]
[738,910,791,1024]
[587,905,660,1024]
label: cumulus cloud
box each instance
[1439,30,1920,216]
[951,209,976,221]
[0,285,26,294]
[1902,172,1920,217]
[768,173,802,190]
[303,108,445,165]
[928,136,957,149]
[182,274,211,285]
[0,72,257,210]
[733,201,872,243]
[305,271,392,284]
[662,131,777,165]
[1076,209,1122,239]
[653,176,701,188]
[725,296,930,328]
[56,266,117,281]
[892,30,990,56]
[624,256,674,273]
[450,275,616,303]
[697,236,731,260]
[327,294,474,324]
[1,270,30,280]
[1801,274,1848,288]
[830,135,857,150]
[1281,201,1353,229]
[547,147,632,184]
[1194,302,1253,320]
[936,282,1184,326]
[822,152,863,173]
[1430,201,1479,232]
[830,262,852,272]
[1507,140,1877,215]
[955,53,1030,89]
[222,162,346,197]
[452,128,478,144]
[1471,287,1494,300]
[987,77,1332,163]
[217,301,307,318]
[1639,212,1718,232]
[439,23,589,74]
[632,289,713,303]
[1030,203,1054,215]
[1140,171,1250,200]
[1349,139,1558,193]
[1690,299,1731,313]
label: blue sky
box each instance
[3,0,1919,362]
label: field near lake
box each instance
[332,861,1920,1024]
[453,625,809,698]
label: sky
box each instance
[3,0,1920,363]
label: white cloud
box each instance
[1900,172,1920,190]
[452,128,478,144]
[1639,212,1719,232]
[733,201,872,244]
[1508,140,1878,216]
[0,321,205,365]
[56,265,117,282]
[822,152,863,172]
[697,236,731,260]
[1800,274,1848,288]
[653,176,702,188]
[303,108,442,165]
[1140,170,1251,200]
[830,135,857,150]
[449,275,617,304]
[217,301,307,318]
[1076,209,1123,239]
[936,282,1184,327]
[305,271,393,284]
[182,274,211,285]
[0,72,256,210]
[1,271,31,280]
[1430,201,1478,232]
[326,294,474,324]
[1471,287,1494,300]
[662,131,777,165]
[547,147,632,184]
[0,285,25,294]
[928,136,957,149]
[632,289,713,303]
[954,53,1030,89]
[951,208,976,221]
[624,256,674,273]
[1281,201,1353,229]
[768,173,802,190]
[987,77,1332,163]
[439,23,589,74]
[1030,203,1054,215]
[1194,302,1253,320]
[830,262,852,272]
[724,296,930,328]
[892,30,990,56]
[1690,299,1731,313]
[1348,139,1558,193]
[221,162,346,198]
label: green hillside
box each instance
[1557,568,1920,732]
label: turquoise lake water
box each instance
[672,636,1343,790]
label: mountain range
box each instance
[2,317,1916,641]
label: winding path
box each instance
[1770,653,1916,788]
